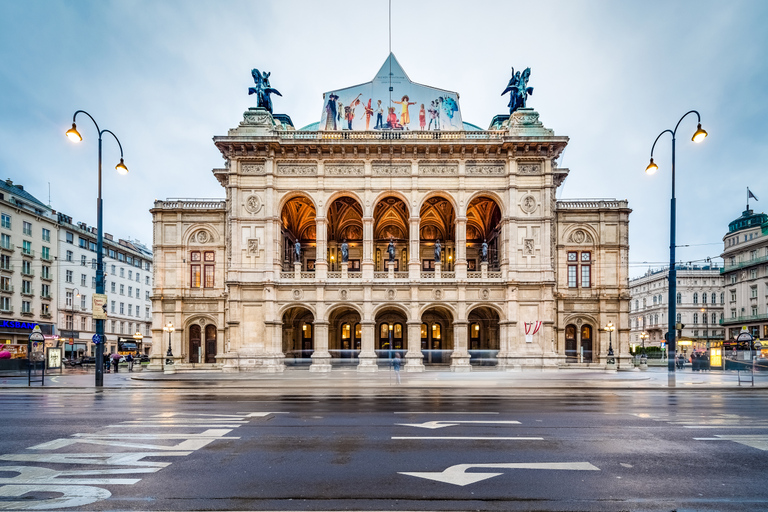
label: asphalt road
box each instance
[1,389,768,511]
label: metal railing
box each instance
[721,253,768,273]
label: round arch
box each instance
[463,190,506,218]
[324,190,365,215]
[466,302,506,321]
[418,302,457,321]
[278,302,318,319]
[323,302,364,322]
[561,224,599,245]
[277,190,319,216]
[372,190,414,217]
[371,302,411,320]
[181,223,222,247]
[418,191,459,215]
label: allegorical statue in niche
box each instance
[501,67,533,115]
[481,239,488,262]
[248,68,282,113]
[340,239,349,263]
[294,240,301,261]
[387,237,396,263]
[434,239,442,263]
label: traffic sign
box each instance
[92,334,102,344]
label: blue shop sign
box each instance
[0,320,39,330]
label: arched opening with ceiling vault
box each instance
[466,195,503,271]
[373,196,409,272]
[375,307,408,361]
[467,306,500,366]
[421,305,454,365]
[281,196,316,271]
[282,306,315,366]
[419,196,456,272]
[327,305,362,364]
[326,196,363,272]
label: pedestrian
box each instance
[112,355,119,373]
[104,357,110,373]
[392,352,402,385]
[126,353,134,372]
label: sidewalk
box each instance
[2,366,767,393]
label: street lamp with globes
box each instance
[163,322,175,367]
[66,111,129,387]
[646,110,707,386]
[604,321,616,367]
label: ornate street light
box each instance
[66,111,129,387]
[646,110,707,386]
[163,322,175,367]
[639,331,649,355]
[604,321,615,366]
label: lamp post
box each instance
[132,331,143,371]
[604,321,616,368]
[639,330,649,370]
[646,111,707,386]
[639,330,649,355]
[388,322,394,360]
[66,111,128,387]
[163,322,175,367]
[68,288,80,362]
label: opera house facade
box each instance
[148,55,631,373]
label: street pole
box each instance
[646,111,707,387]
[66,112,129,387]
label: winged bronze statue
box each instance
[248,68,282,113]
[501,66,533,115]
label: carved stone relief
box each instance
[277,165,317,176]
[247,238,260,254]
[198,318,207,326]
[243,112,271,125]
[242,163,266,174]
[420,164,458,176]
[481,288,490,300]
[433,289,443,300]
[523,238,534,255]
[340,289,348,300]
[326,165,364,176]
[195,230,212,244]
[567,229,594,244]
[520,195,537,214]
[373,165,410,176]
[518,163,541,175]
[244,195,263,214]
[466,165,504,175]
[292,289,303,300]
[387,289,396,300]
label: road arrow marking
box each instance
[399,462,600,486]
[397,420,520,429]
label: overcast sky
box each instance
[1,0,766,277]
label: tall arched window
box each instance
[693,293,698,304]
[654,314,659,325]
[653,296,657,305]
[643,298,646,308]
[712,313,717,324]
[635,300,639,311]
[676,313,682,322]
[711,292,717,304]
[677,293,682,304]
[720,292,724,304]
[702,292,707,304]
[693,313,699,324]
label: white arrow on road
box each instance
[400,462,600,486]
[396,420,520,429]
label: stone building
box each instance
[149,55,631,373]
[629,264,724,353]
[720,207,768,342]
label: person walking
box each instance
[126,353,134,372]
[112,355,119,373]
[392,352,402,385]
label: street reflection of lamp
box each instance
[66,110,129,388]
[646,110,707,386]
[389,322,394,359]
[163,322,174,367]
[604,321,616,366]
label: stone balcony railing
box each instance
[275,270,503,283]
[154,199,226,210]
[557,199,629,209]
[277,130,506,142]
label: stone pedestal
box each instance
[294,261,301,279]
[435,262,442,279]
[341,261,348,279]
[357,321,378,372]
[639,355,648,371]
[163,356,177,375]
[481,261,488,279]
[309,321,332,372]
[405,321,425,372]
[234,347,285,373]
[387,261,395,279]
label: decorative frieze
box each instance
[466,165,504,175]
[277,165,317,176]
[326,165,364,176]
[419,164,458,176]
[241,163,266,174]
[518,163,541,175]
[373,165,410,176]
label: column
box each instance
[362,217,374,279]
[315,218,327,280]
[405,321,425,372]
[357,320,378,372]
[455,217,467,279]
[310,320,332,372]
[450,320,471,372]
[409,217,420,279]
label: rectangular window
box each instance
[91,276,96,288]
[136,273,140,282]
[66,250,73,262]
[111,264,116,275]
[42,228,50,242]
[41,283,49,297]
[145,307,150,319]
[22,300,31,313]
[0,233,10,249]
[80,274,86,286]
[22,280,31,294]
[91,258,97,269]
[120,284,124,295]
[191,265,201,288]
[581,265,591,288]
[146,275,150,285]
[22,240,31,254]
[128,270,132,280]
[120,303,124,314]
[568,265,577,288]
[0,254,10,270]
[1,276,9,291]
[22,260,30,275]
[120,268,124,277]
[752,286,758,298]
[109,249,116,259]
[65,291,73,307]
[41,246,50,260]
[128,286,132,297]
[41,303,49,315]
[0,296,10,311]
[111,282,116,293]
[128,304,133,316]
[79,237,87,248]
[66,270,73,283]
[111,301,116,313]
[0,214,10,229]
[204,265,215,288]
[81,255,87,266]
[751,269,758,280]
[22,221,32,236]
[81,294,87,309]
[66,232,73,244]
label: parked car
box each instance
[139,354,150,363]
[69,356,95,366]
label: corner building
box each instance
[150,55,631,373]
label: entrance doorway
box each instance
[329,307,362,363]
[282,307,315,365]
[421,307,453,364]
[467,306,500,366]
[204,324,217,363]
[565,323,594,363]
[189,324,201,363]
[375,309,407,360]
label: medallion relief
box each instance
[567,229,593,244]
[520,195,537,214]
[244,195,263,215]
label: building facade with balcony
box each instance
[720,207,768,341]
[0,179,58,346]
[629,265,724,353]
[149,55,631,373]
[56,213,153,359]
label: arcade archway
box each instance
[326,196,363,272]
[281,196,316,271]
[328,306,362,364]
[466,196,502,271]
[419,196,455,272]
[375,308,407,360]
[421,306,454,365]
[282,306,315,365]
[373,196,409,272]
[467,306,500,366]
